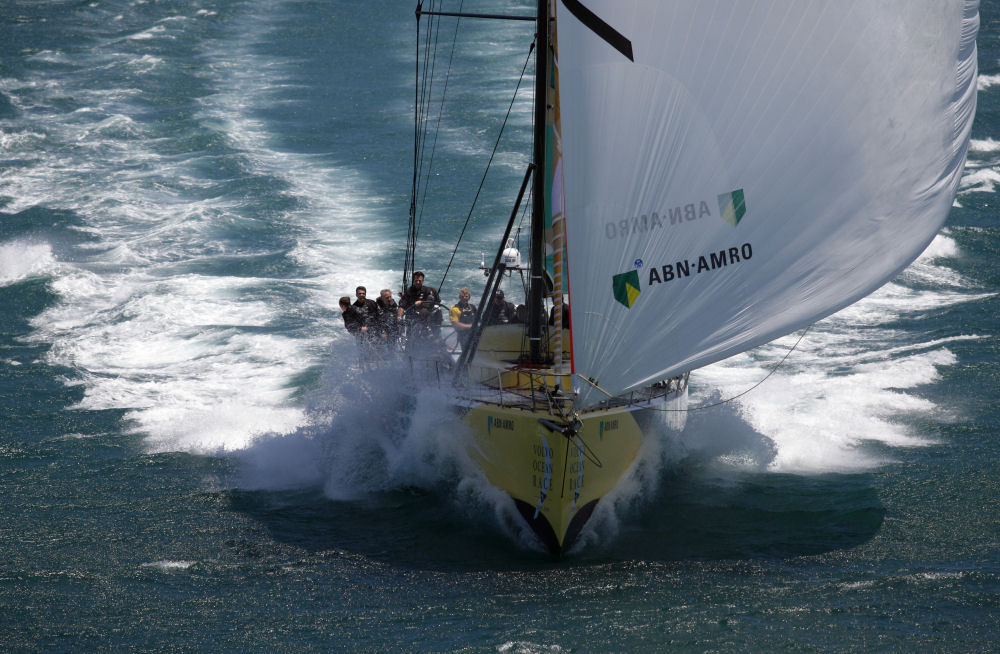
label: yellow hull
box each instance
[462,399,679,552]
[411,324,687,552]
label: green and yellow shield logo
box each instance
[612,270,641,308]
[718,188,747,226]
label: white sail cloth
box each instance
[555,0,979,407]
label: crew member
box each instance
[352,286,379,338]
[398,271,437,320]
[449,287,476,349]
[375,288,400,347]
[339,296,364,336]
[483,289,517,325]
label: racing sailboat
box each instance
[406,0,978,553]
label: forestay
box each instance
[553,0,979,407]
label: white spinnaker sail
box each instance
[555,0,979,408]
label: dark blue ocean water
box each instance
[1,1,998,651]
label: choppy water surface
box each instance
[1,1,998,651]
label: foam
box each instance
[136,402,307,454]
[0,240,58,286]
[917,232,959,262]
[571,412,679,551]
[683,241,977,474]
[31,270,319,453]
[1,4,407,454]
[959,167,1000,194]
[140,560,196,571]
[234,351,473,499]
[498,642,566,654]
[125,24,167,41]
[0,128,47,149]
[225,344,557,548]
[977,74,1000,91]
[969,137,1000,153]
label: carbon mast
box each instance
[527,0,549,365]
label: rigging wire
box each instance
[408,2,445,287]
[514,186,531,249]
[409,0,468,290]
[664,325,813,412]
[576,325,813,413]
[436,40,535,294]
[415,1,465,256]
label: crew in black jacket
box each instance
[482,289,517,325]
[398,271,442,343]
[375,288,400,347]
[397,272,438,318]
[351,286,379,336]
[339,296,364,337]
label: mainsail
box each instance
[554,0,979,407]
